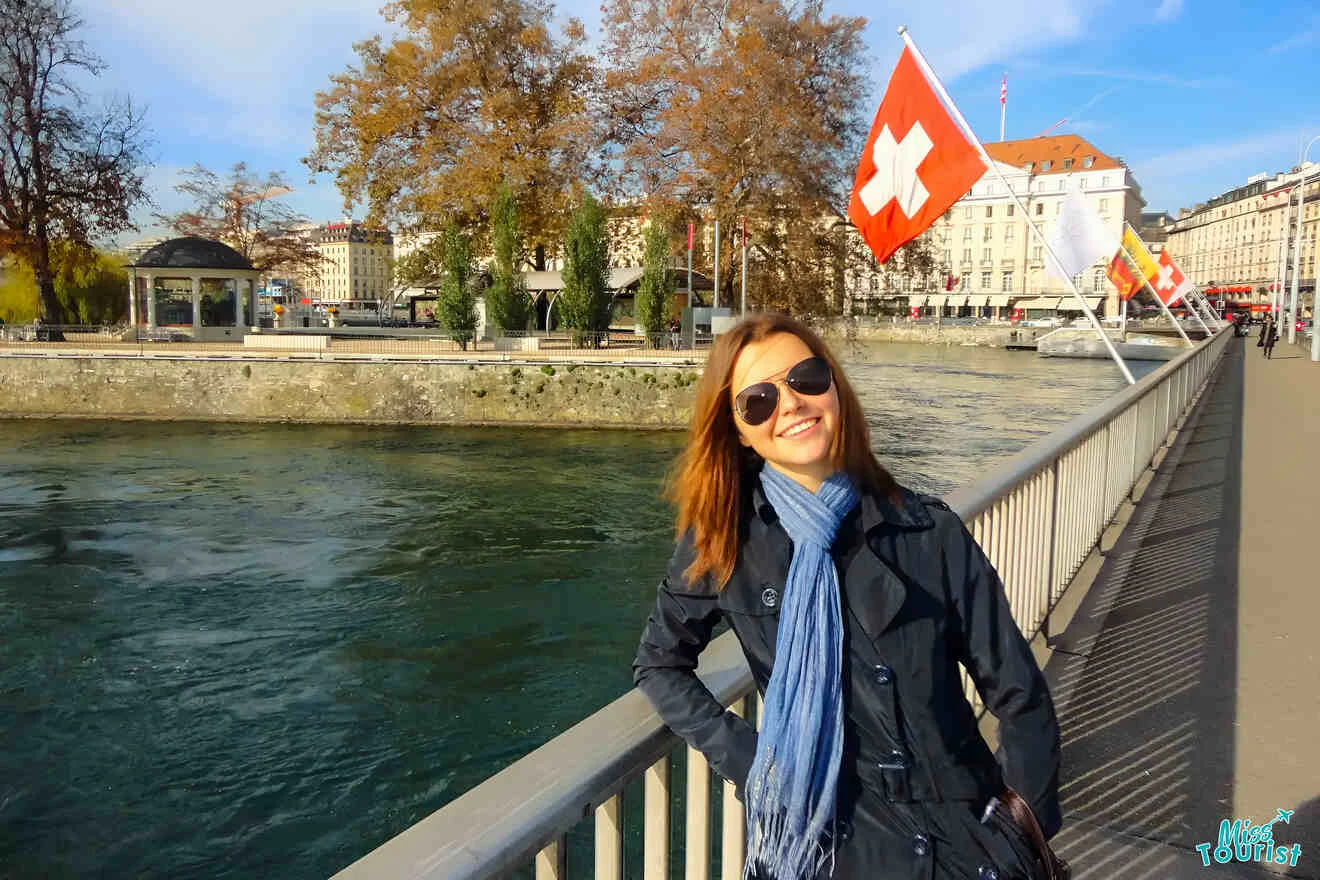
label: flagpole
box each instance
[1124,224,1209,340]
[999,73,1006,142]
[897,26,1135,385]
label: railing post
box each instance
[596,794,624,880]
[1045,458,1061,614]
[644,757,671,880]
[536,836,568,880]
[721,698,747,880]
[686,748,711,880]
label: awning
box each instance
[988,295,1011,307]
[967,295,990,307]
[946,294,967,307]
[1013,297,1062,310]
[907,294,928,307]
[1058,296,1104,310]
[927,295,948,308]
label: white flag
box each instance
[1047,187,1118,281]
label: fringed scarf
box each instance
[743,464,859,880]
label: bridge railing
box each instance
[333,326,1235,880]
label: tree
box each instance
[557,193,611,343]
[600,0,868,308]
[393,233,446,289]
[0,245,128,324]
[635,219,673,335]
[0,0,150,323]
[485,184,532,333]
[305,0,596,253]
[435,224,478,348]
[156,163,320,278]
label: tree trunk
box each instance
[32,236,66,324]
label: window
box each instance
[1032,245,1043,262]
[1002,272,1014,291]
[1041,160,1052,171]
[982,247,993,261]
[964,227,973,241]
[1063,158,1074,170]
[1056,203,1063,215]
[1057,180,1066,192]
[981,271,993,289]
[1098,198,1109,214]
[962,248,972,262]
[1022,162,1033,172]
[1035,203,1044,216]
[964,206,974,220]
[1093,270,1105,292]
[1101,175,1110,186]
[944,249,952,265]
[985,206,994,218]
[1005,225,1015,241]
[869,276,879,292]
[983,227,993,241]
[1083,156,1095,168]
[1079,178,1088,189]
[1006,204,1015,217]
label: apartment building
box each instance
[1166,164,1319,301]
[304,222,395,304]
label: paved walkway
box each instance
[1044,336,1319,879]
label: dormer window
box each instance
[1063,158,1074,170]
[1022,162,1033,172]
[1040,160,1052,171]
[1083,156,1095,168]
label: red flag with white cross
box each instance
[1154,250,1192,307]
[848,47,986,265]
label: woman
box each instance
[634,315,1061,880]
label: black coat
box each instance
[634,482,1062,879]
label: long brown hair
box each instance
[666,314,896,588]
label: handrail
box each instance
[334,326,1236,880]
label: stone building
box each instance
[1165,163,1319,305]
[302,221,394,304]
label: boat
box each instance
[1035,327,1189,362]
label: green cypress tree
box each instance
[436,224,479,349]
[557,193,611,345]
[635,220,674,337]
[486,184,532,333]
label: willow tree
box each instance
[305,0,596,251]
[600,0,868,310]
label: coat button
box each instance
[912,833,929,857]
[835,818,853,841]
[873,664,893,685]
[978,867,999,880]
[760,586,779,608]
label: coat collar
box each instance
[744,476,934,640]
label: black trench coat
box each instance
[633,482,1062,880]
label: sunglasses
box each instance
[733,356,833,427]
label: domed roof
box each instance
[133,236,254,270]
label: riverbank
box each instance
[0,355,700,428]
[820,319,1051,347]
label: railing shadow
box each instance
[1043,341,1252,877]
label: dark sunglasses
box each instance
[733,356,833,427]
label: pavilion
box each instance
[127,237,262,340]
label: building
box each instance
[303,221,395,304]
[844,134,1146,318]
[1165,163,1319,306]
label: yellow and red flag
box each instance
[1106,253,1141,301]
[1121,227,1160,285]
[848,48,986,265]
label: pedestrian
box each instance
[633,314,1064,880]
[1264,321,1279,359]
[1258,316,1272,351]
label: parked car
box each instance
[1022,316,1064,328]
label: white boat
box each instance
[1035,328,1188,362]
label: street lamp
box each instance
[1288,135,1319,348]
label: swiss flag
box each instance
[1154,250,1191,307]
[848,48,986,265]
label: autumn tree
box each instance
[557,194,611,343]
[485,184,532,333]
[600,0,868,310]
[0,245,128,324]
[305,0,596,255]
[435,224,478,348]
[635,219,673,335]
[0,0,150,323]
[156,163,320,278]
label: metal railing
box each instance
[333,325,1235,880]
[0,325,714,363]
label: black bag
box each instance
[999,789,1071,880]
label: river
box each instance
[0,344,1158,878]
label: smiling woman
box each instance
[633,314,1065,880]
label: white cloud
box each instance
[1153,0,1183,23]
[1267,26,1318,55]
[1133,130,1303,182]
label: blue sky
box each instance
[81,0,1320,244]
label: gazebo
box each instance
[127,237,262,340]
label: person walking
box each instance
[634,314,1063,880]
[1258,316,1272,354]
[1264,319,1280,359]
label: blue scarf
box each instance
[744,464,859,880]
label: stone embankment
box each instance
[820,320,1049,348]
[0,356,701,429]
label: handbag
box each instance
[995,789,1071,880]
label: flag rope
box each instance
[896,26,1135,385]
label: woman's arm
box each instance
[946,515,1063,838]
[633,532,759,798]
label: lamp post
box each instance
[1288,136,1319,346]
